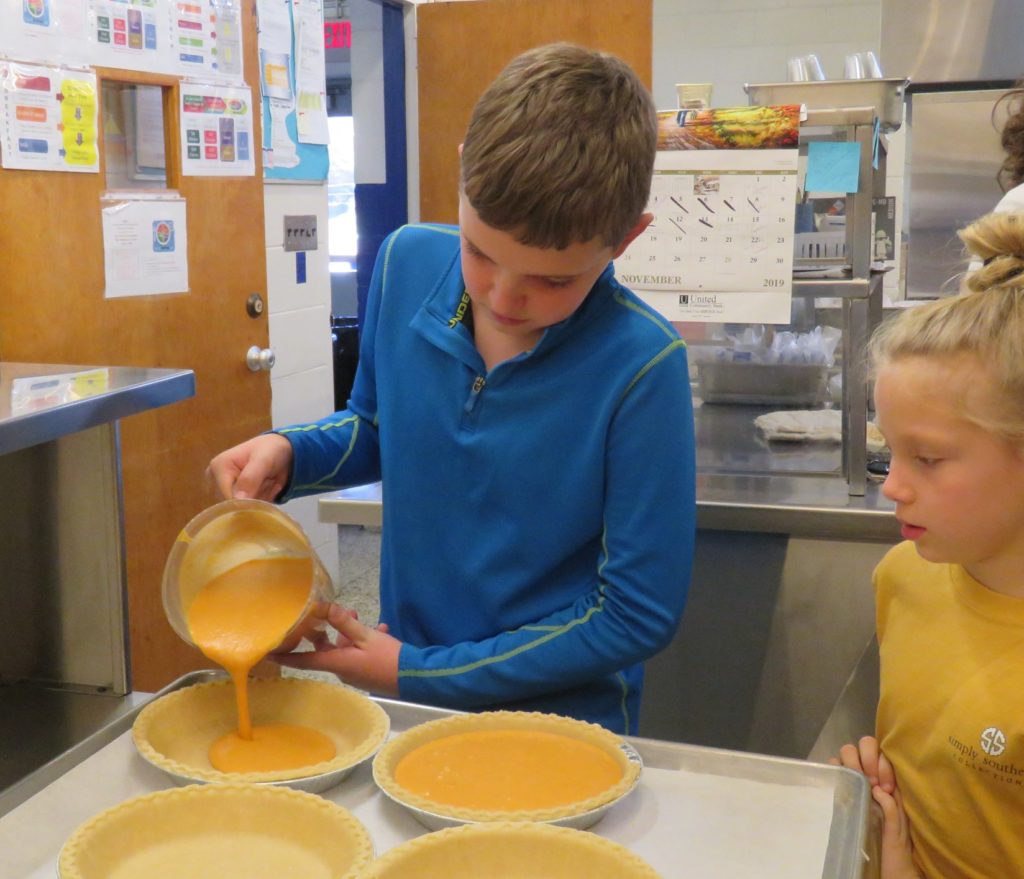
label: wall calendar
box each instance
[618,147,799,324]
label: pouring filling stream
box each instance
[186,556,337,773]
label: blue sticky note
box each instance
[805,141,861,193]
[296,251,307,284]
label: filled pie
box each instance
[372,711,641,823]
[132,677,388,788]
[58,783,373,879]
[358,821,661,878]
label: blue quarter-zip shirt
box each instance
[278,223,696,733]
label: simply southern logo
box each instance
[948,731,1024,784]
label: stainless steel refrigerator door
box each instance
[904,88,1010,298]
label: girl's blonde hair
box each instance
[870,211,1024,444]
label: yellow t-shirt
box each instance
[875,541,1024,879]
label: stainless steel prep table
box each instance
[0,363,195,801]
[0,671,879,879]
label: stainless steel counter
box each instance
[319,474,897,540]
[0,362,195,805]
[319,417,899,543]
[0,362,195,455]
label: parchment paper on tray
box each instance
[755,409,885,451]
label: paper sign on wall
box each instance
[257,0,328,180]
[0,61,99,172]
[102,197,189,297]
[179,82,256,175]
[0,0,245,82]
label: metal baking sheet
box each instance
[0,671,874,879]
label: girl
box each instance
[837,210,1024,879]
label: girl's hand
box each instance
[271,603,400,696]
[830,737,919,879]
[873,783,921,879]
[830,735,896,794]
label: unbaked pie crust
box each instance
[358,820,661,878]
[132,677,388,785]
[372,710,641,823]
[58,783,373,879]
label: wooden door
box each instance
[416,0,652,224]
[0,10,270,692]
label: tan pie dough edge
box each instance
[58,783,373,879]
[372,710,641,822]
[359,820,661,878]
[132,677,389,783]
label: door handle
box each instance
[246,346,276,372]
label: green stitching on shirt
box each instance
[282,414,363,491]
[612,288,685,341]
[621,339,687,399]
[398,596,608,680]
[616,671,631,731]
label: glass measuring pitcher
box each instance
[162,498,335,655]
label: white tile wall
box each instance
[265,243,332,312]
[268,307,333,378]
[652,0,882,110]
[263,182,337,567]
[270,364,335,426]
[263,183,332,421]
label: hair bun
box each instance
[961,213,1024,292]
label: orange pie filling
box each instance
[185,555,336,773]
[393,729,623,811]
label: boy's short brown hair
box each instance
[460,42,657,250]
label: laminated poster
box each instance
[0,0,244,83]
[0,61,99,172]
[257,0,328,180]
[102,197,189,298]
[175,0,245,81]
[179,82,255,176]
[620,107,800,324]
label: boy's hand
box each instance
[831,735,896,793]
[272,603,400,696]
[207,433,294,501]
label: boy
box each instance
[209,43,696,734]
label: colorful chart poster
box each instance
[620,145,799,324]
[88,0,176,72]
[102,197,189,297]
[179,82,255,175]
[0,0,242,79]
[174,0,244,82]
[0,61,99,172]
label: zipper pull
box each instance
[465,374,486,413]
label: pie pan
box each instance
[372,710,642,830]
[58,783,373,879]
[358,821,660,878]
[132,677,389,793]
